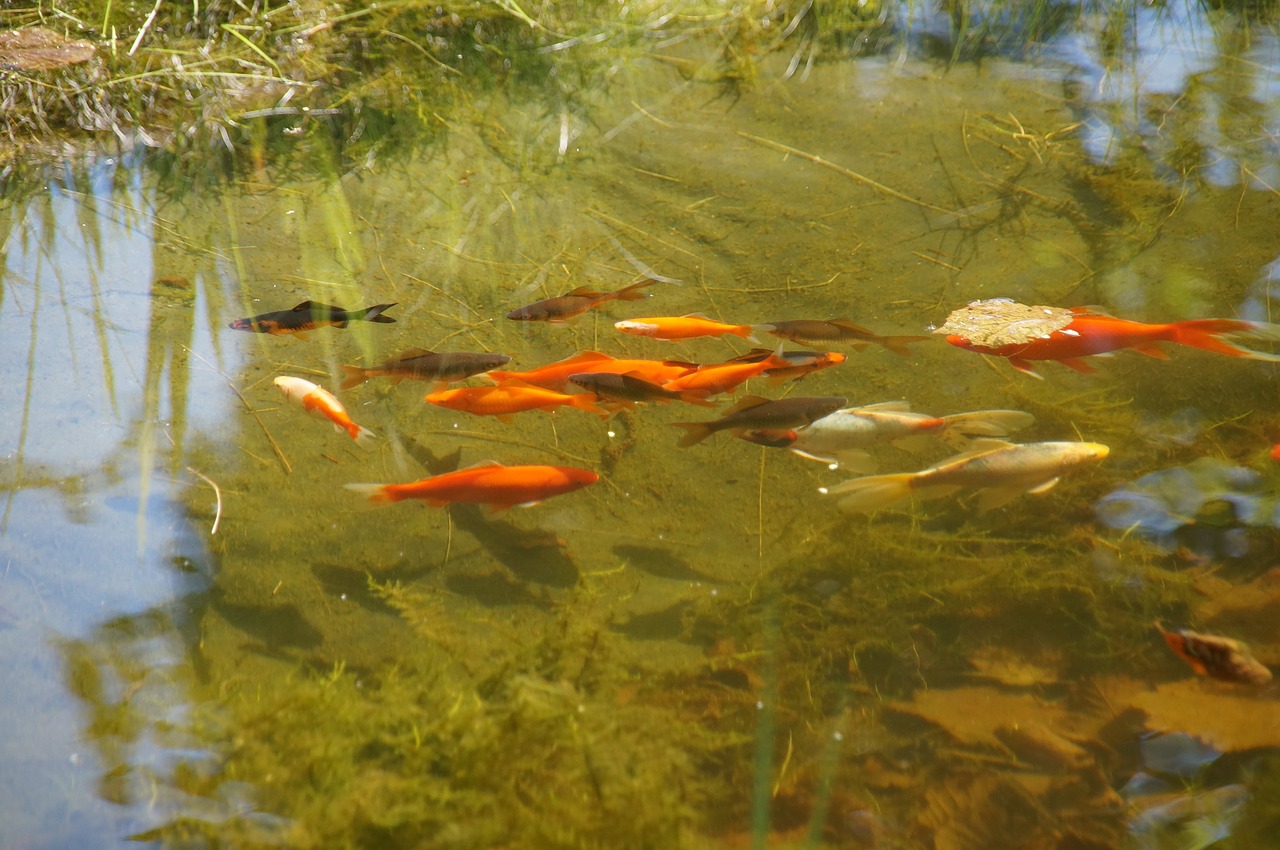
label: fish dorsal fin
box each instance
[662,360,701,369]
[461,459,506,470]
[293,300,343,312]
[828,318,876,334]
[494,378,543,391]
[858,401,912,412]
[1070,305,1112,317]
[557,350,614,365]
[566,286,605,297]
[721,395,772,416]
[931,439,1013,467]
[396,347,435,358]
[682,312,710,319]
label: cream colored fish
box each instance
[824,439,1109,513]
[784,402,1034,472]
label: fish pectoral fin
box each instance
[860,401,912,412]
[974,485,1037,512]
[1005,357,1043,378]
[292,331,312,340]
[891,435,937,454]
[1058,357,1098,373]
[1026,477,1061,495]
[516,500,544,508]
[1130,342,1170,359]
[462,459,506,470]
[566,286,606,297]
[831,450,877,473]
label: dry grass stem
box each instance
[737,131,957,216]
[187,466,224,534]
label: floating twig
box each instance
[737,131,957,216]
[187,467,223,535]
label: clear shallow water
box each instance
[3,4,1280,848]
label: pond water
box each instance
[3,3,1280,848]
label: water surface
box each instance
[3,5,1280,848]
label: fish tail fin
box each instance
[878,335,932,357]
[617,280,658,301]
[344,483,397,505]
[1168,319,1280,361]
[338,365,369,391]
[352,423,377,445]
[679,391,717,408]
[670,421,714,447]
[937,410,1035,448]
[569,394,610,418]
[745,323,775,343]
[357,303,398,324]
[826,474,917,513]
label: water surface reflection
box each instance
[4,11,1280,848]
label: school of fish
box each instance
[230,291,1280,517]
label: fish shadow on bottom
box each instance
[612,544,722,583]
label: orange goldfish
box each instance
[506,280,659,322]
[425,382,608,421]
[661,350,796,396]
[487,351,698,392]
[725,348,848,384]
[941,302,1280,377]
[274,376,375,444]
[615,314,770,342]
[230,301,395,336]
[346,461,598,513]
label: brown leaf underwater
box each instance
[0,27,95,71]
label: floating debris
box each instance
[932,298,1075,347]
[0,27,95,71]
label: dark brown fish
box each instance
[670,395,847,448]
[766,318,929,357]
[340,349,512,390]
[567,372,715,408]
[229,300,396,336]
[506,280,659,322]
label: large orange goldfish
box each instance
[487,351,698,391]
[346,461,598,513]
[425,382,607,421]
[661,350,795,396]
[274,376,375,444]
[941,302,1280,377]
[615,314,770,342]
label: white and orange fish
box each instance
[741,403,1034,471]
[825,439,1108,513]
[274,376,375,444]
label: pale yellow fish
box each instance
[824,439,1109,513]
